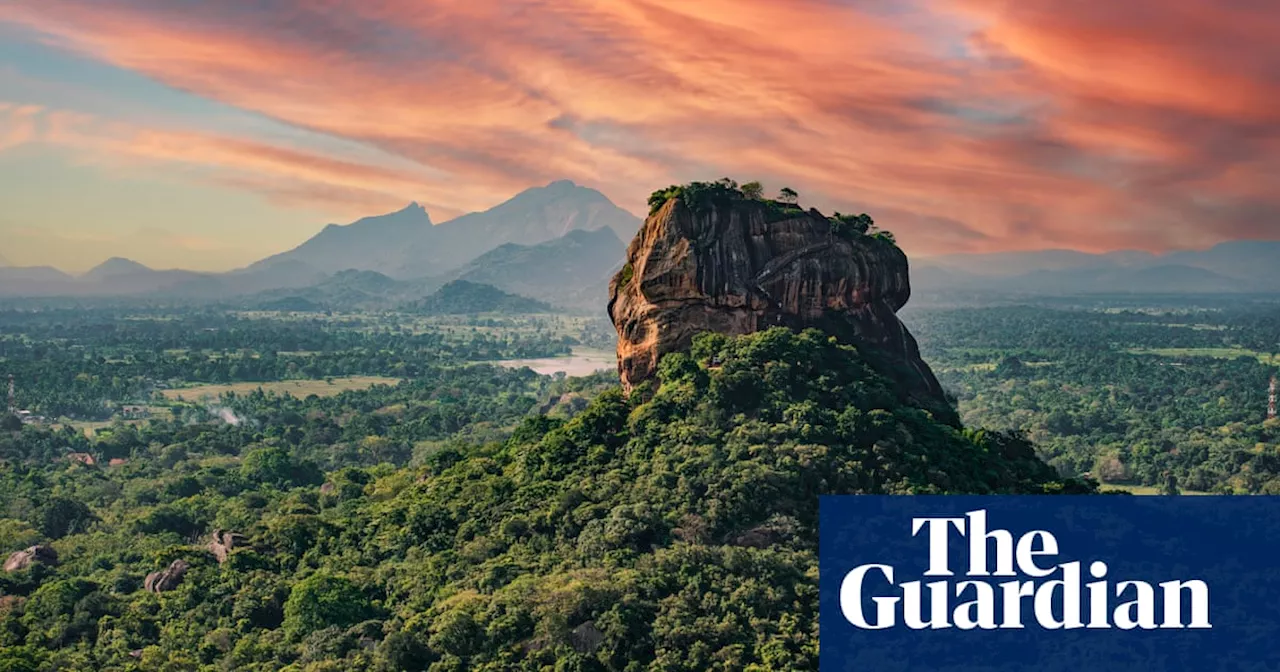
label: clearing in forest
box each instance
[160,376,401,401]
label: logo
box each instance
[840,509,1210,631]
[819,496,1280,672]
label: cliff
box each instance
[608,192,949,417]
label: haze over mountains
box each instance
[915,241,1280,295]
[248,179,637,280]
[1,177,1276,306]
[0,180,640,307]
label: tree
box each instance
[741,181,764,200]
[778,187,798,204]
[283,574,376,639]
[38,497,97,539]
[0,413,22,432]
[241,445,322,488]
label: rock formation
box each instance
[207,530,246,564]
[3,545,58,572]
[608,193,948,414]
[144,559,190,593]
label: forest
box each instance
[905,297,1280,493]
[0,308,608,421]
[0,295,1277,670]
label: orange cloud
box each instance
[1,0,1277,256]
[0,103,44,151]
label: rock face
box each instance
[144,560,190,593]
[3,545,58,572]
[608,196,947,412]
[207,530,246,564]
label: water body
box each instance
[495,348,615,377]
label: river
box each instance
[494,348,615,377]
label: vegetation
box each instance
[644,181,897,242]
[907,300,1280,494]
[0,308,598,421]
[4,287,1278,669]
[409,281,554,316]
[0,317,1088,670]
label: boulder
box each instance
[3,545,58,572]
[144,560,190,593]
[207,530,246,564]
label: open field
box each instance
[1101,483,1215,496]
[161,376,401,401]
[1127,347,1279,365]
[67,419,149,437]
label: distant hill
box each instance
[914,240,1280,295]
[245,269,434,311]
[248,180,641,281]
[437,227,626,311]
[408,280,553,315]
[255,296,325,312]
[82,257,153,282]
[0,252,10,267]
[0,266,77,296]
[919,249,1155,278]
[0,259,294,299]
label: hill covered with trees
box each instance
[410,281,554,316]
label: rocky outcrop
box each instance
[207,530,246,564]
[608,196,948,414]
[144,560,190,593]
[3,545,58,572]
[569,622,605,654]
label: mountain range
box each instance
[2,179,1277,306]
[0,180,641,308]
[247,179,638,281]
[914,240,1280,296]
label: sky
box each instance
[0,0,1277,273]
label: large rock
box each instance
[207,530,246,564]
[3,545,58,572]
[608,196,948,413]
[144,560,190,593]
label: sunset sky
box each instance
[1,0,1276,272]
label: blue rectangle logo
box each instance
[819,496,1280,671]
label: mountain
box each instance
[248,180,642,281]
[408,280,554,315]
[352,183,1086,666]
[437,227,626,311]
[244,269,433,311]
[246,226,624,313]
[74,258,215,297]
[1163,240,1280,283]
[0,181,642,301]
[611,183,948,413]
[82,257,152,282]
[248,202,433,278]
[915,240,1280,295]
[0,252,9,267]
[0,259,217,298]
[0,266,77,296]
